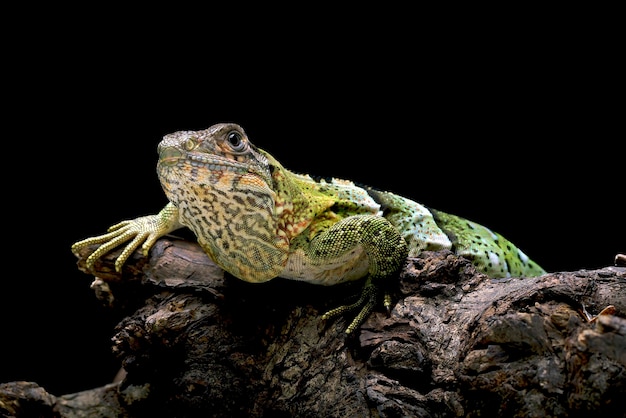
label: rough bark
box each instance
[2,237,625,417]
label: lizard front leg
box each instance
[306,215,409,334]
[71,202,183,272]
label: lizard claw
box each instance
[322,284,379,334]
[383,292,392,317]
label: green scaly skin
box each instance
[72,123,546,334]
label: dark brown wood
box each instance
[2,237,625,417]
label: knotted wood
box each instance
[2,238,625,417]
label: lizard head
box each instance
[157,123,293,281]
[156,123,279,213]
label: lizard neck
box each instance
[263,151,335,239]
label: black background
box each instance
[1,16,623,397]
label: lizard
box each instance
[72,122,546,334]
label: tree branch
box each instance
[2,237,625,417]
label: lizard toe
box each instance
[322,284,379,334]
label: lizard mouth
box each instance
[159,147,184,166]
[158,146,249,174]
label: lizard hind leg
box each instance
[311,214,408,334]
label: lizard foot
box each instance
[322,284,385,334]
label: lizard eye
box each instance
[226,131,246,152]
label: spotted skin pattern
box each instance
[73,123,546,334]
